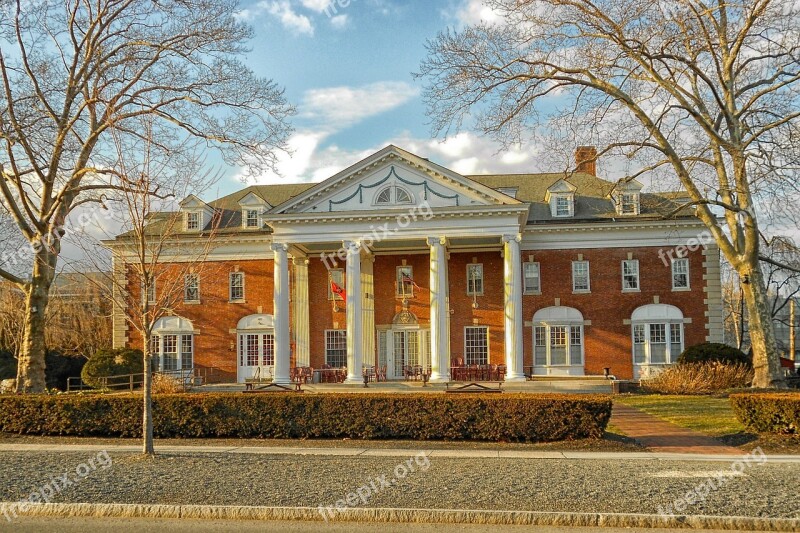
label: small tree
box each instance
[419,0,800,387]
[80,120,222,455]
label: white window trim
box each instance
[151,332,194,372]
[396,265,414,298]
[523,261,541,295]
[372,185,415,206]
[621,259,640,292]
[324,329,348,367]
[142,279,156,306]
[185,211,200,232]
[632,321,684,366]
[618,193,640,215]
[571,261,591,293]
[551,194,574,218]
[671,257,691,291]
[184,273,200,303]
[243,208,261,229]
[229,271,245,302]
[532,324,585,367]
[463,325,490,365]
[466,263,484,296]
[328,268,345,301]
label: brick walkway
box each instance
[611,403,742,455]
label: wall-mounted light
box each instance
[229,341,235,352]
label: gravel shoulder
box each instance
[0,451,797,519]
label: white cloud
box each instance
[330,14,349,29]
[452,0,502,26]
[299,0,334,12]
[264,1,315,35]
[300,81,419,131]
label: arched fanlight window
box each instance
[151,316,195,373]
[532,306,584,373]
[373,185,413,206]
[375,187,392,204]
[631,304,685,379]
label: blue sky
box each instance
[210,0,541,198]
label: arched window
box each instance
[236,314,276,383]
[375,187,392,204]
[531,306,585,375]
[373,185,413,206]
[151,316,195,373]
[631,304,684,378]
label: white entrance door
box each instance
[379,328,430,380]
[237,332,275,382]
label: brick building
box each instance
[109,145,723,383]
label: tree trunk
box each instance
[143,334,154,456]
[739,259,786,388]
[16,249,57,393]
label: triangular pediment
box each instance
[238,192,271,208]
[269,146,521,215]
[180,194,209,209]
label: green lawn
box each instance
[615,394,747,437]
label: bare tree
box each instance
[78,119,223,455]
[418,0,800,387]
[0,0,293,392]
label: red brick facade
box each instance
[125,245,707,381]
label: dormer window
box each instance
[555,196,572,217]
[186,212,199,231]
[244,209,260,229]
[620,193,639,215]
[374,185,413,206]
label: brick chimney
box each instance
[575,146,598,177]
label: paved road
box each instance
[0,450,797,519]
[0,517,765,533]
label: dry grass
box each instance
[151,373,182,394]
[641,362,753,395]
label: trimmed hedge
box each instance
[0,393,611,442]
[81,348,142,389]
[730,393,800,434]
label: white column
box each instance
[361,254,376,366]
[428,236,450,382]
[271,243,291,384]
[292,257,310,367]
[344,240,363,383]
[503,234,526,382]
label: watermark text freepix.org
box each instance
[1,450,113,522]
[658,230,714,267]
[317,452,430,522]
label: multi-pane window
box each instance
[184,273,199,302]
[464,326,489,365]
[261,334,275,366]
[523,262,541,293]
[555,196,571,217]
[229,272,245,301]
[572,261,590,292]
[238,333,274,367]
[328,268,345,300]
[325,330,347,368]
[620,193,638,215]
[396,266,414,297]
[672,258,690,289]
[186,212,199,231]
[467,263,484,295]
[245,209,260,228]
[162,334,179,371]
[622,260,640,291]
[180,335,193,370]
[633,322,683,365]
[533,325,583,367]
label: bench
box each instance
[445,381,503,393]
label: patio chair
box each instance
[497,364,507,381]
[376,365,387,382]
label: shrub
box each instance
[81,348,142,389]
[641,362,753,395]
[0,393,612,442]
[152,373,183,394]
[0,351,15,380]
[678,342,751,367]
[0,350,87,390]
[730,393,800,434]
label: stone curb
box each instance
[4,502,799,531]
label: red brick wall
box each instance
[520,247,706,379]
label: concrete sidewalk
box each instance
[2,443,798,462]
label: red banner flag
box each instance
[330,280,346,301]
[402,272,422,291]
